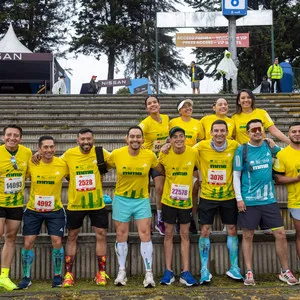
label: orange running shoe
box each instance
[95,271,109,286]
[62,272,74,288]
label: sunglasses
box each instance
[10,156,19,170]
[248,126,263,133]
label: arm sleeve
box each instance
[233,170,243,201]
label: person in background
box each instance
[52,75,67,95]
[88,75,99,94]
[260,75,271,93]
[216,50,237,94]
[189,61,204,94]
[267,57,283,93]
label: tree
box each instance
[71,0,187,94]
[0,0,74,54]
[183,0,300,90]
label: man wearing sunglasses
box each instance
[0,125,32,290]
[233,119,297,286]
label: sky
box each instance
[57,3,222,94]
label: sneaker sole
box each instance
[0,284,18,291]
[244,281,255,286]
[279,275,298,286]
[52,284,62,288]
[62,283,74,288]
[160,277,175,285]
[155,225,165,236]
[200,274,212,285]
[17,281,32,290]
[143,282,155,288]
[179,277,198,287]
[114,278,127,286]
[226,271,244,281]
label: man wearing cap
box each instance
[169,99,201,234]
[88,75,99,94]
[194,119,242,284]
[159,127,199,287]
[189,61,203,94]
[52,75,67,95]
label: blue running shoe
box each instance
[52,275,63,288]
[199,268,212,285]
[226,266,243,280]
[160,269,175,285]
[179,271,198,287]
[18,277,32,289]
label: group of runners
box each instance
[0,89,300,291]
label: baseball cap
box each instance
[177,99,193,111]
[169,127,185,138]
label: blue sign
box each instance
[222,0,248,16]
[128,78,151,95]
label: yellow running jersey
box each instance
[139,114,169,155]
[107,146,159,199]
[231,108,274,144]
[61,146,110,211]
[159,146,199,209]
[0,144,31,207]
[273,146,300,208]
[199,114,235,140]
[26,157,68,212]
[169,117,201,146]
[194,139,239,201]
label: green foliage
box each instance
[71,0,187,93]
[183,0,300,89]
[0,0,74,55]
[116,87,130,95]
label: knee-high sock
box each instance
[115,242,128,270]
[198,237,210,270]
[140,241,153,271]
[21,248,34,278]
[227,235,239,268]
[52,247,64,276]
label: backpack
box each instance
[198,67,205,80]
[95,146,108,175]
[242,140,276,172]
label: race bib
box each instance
[4,176,23,194]
[75,174,96,191]
[152,140,166,153]
[208,169,226,185]
[34,195,54,211]
[170,183,189,201]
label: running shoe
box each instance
[199,268,212,285]
[52,275,62,288]
[226,266,243,280]
[155,221,165,235]
[0,277,17,291]
[244,270,255,286]
[95,271,109,286]
[179,271,198,287]
[62,272,74,288]
[279,269,298,285]
[143,271,155,288]
[18,277,32,289]
[114,269,127,286]
[160,269,175,285]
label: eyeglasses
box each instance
[10,156,19,170]
[248,126,263,133]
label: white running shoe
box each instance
[114,269,127,286]
[143,271,155,288]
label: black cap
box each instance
[169,127,185,138]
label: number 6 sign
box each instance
[222,0,248,16]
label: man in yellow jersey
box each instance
[61,128,110,287]
[139,96,169,236]
[273,122,300,264]
[159,127,199,287]
[18,136,68,289]
[194,120,243,284]
[0,125,31,291]
[107,126,164,288]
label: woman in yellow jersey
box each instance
[232,89,289,144]
[199,97,235,140]
[139,96,169,235]
[169,99,201,233]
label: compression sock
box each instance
[52,247,64,276]
[199,237,210,270]
[97,255,107,272]
[21,248,34,278]
[115,242,128,270]
[140,241,153,271]
[227,235,239,268]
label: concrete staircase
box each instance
[0,93,300,280]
